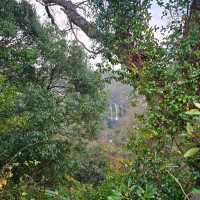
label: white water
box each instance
[114,103,119,121]
[109,104,113,120]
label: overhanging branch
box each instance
[42,0,98,39]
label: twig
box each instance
[36,0,56,7]
[166,170,190,200]
[75,1,87,8]
[174,136,184,154]
[67,16,101,55]
[45,5,57,28]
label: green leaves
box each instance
[194,102,200,109]
[1,0,200,199]
[185,109,200,116]
[0,1,107,199]
[107,190,121,200]
[135,185,157,200]
[184,148,199,158]
[0,20,17,37]
[192,188,200,194]
[186,123,193,136]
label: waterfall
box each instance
[109,104,113,120]
[114,103,119,121]
[107,103,120,128]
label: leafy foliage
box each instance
[1,0,200,199]
[0,0,107,198]
[87,0,200,199]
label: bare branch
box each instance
[42,0,98,39]
[166,170,190,200]
[75,1,87,8]
[68,18,101,54]
[45,5,57,27]
[36,0,56,6]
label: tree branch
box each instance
[75,1,87,8]
[47,66,57,90]
[42,0,98,39]
[166,170,190,200]
[45,5,57,27]
[68,18,101,54]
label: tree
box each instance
[0,1,107,198]
[32,0,160,71]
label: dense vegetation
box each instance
[0,0,107,199]
[1,0,200,199]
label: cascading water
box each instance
[114,103,119,121]
[104,80,131,129]
[109,104,113,120]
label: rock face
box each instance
[100,80,147,145]
[97,80,146,170]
